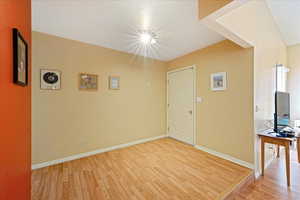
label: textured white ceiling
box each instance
[32,0,224,61]
[267,0,300,46]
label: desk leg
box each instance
[277,145,280,158]
[261,139,265,176]
[285,143,290,187]
[297,138,300,163]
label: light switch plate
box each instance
[196,97,202,103]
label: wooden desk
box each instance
[258,132,300,187]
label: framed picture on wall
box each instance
[40,69,61,90]
[79,73,98,91]
[109,76,120,90]
[13,28,28,86]
[211,72,227,91]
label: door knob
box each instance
[189,110,193,115]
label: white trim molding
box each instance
[32,135,166,170]
[255,152,276,178]
[195,145,254,169]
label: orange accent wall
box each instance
[0,0,31,199]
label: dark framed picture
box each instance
[13,28,28,86]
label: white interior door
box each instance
[168,67,195,145]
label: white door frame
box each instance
[166,65,197,145]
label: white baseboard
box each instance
[32,135,166,170]
[255,153,276,178]
[195,145,254,169]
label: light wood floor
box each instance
[235,148,300,200]
[32,138,252,200]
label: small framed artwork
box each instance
[13,28,28,86]
[79,73,98,91]
[211,72,227,91]
[109,76,120,90]
[40,69,61,90]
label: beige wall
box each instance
[33,32,255,165]
[218,0,287,130]
[32,32,167,164]
[168,40,254,164]
[217,0,287,173]
[288,44,300,120]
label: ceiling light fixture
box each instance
[139,30,157,45]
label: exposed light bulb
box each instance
[140,32,152,44]
[139,30,158,45]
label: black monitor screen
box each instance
[275,91,290,127]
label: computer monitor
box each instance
[274,91,290,133]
